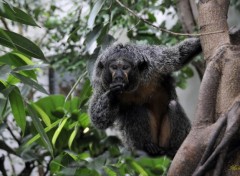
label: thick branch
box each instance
[198,0,230,60]
[176,0,196,33]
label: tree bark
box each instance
[176,0,206,80]
[176,0,196,33]
[168,0,240,175]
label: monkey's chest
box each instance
[117,84,170,148]
[118,84,169,107]
[117,84,169,127]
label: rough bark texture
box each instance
[176,0,206,80]
[176,0,196,33]
[198,0,230,60]
[168,0,240,175]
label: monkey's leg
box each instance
[168,100,191,153]
[193,101,240,176]
[121,106,167,156]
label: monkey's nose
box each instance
[114,77,123,82]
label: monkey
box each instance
[88,38,202,158]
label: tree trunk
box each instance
[168,0,240,175]
[176,0,206,80]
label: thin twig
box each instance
[127,20,141,33]
[115,0,224,37]
[7,126,20,145]
[64,71,87,103]
[0,17,10,31]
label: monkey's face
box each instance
[109,59,131,85]
[100,58,140,93]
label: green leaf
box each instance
[96,23,109,45]
[128,159,148,176]
[25,119,61,147]
[0,85,15,96]
[34,95,65,121]
[64,150,78,161]
[87,0,106,29]
[147,12,156,23]
[0,2,39,26]
[52,117,69,147]
[11,72,48,94]
[0,98,8,122]
[0,80,6,90]
[79,113,90,128]
[68,125,78,149]
[85,25,102,52]
[8,86,26,133]
[0,29,46,60]
[31,103,51,127]
[137,156,171,174]
[13,64,48,72]
[104,166,117,176]
[27,104,54,156]
[78,79,92,107]
[0,64,11,79]
[0,53,36,79]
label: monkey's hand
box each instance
[109,82,124,94]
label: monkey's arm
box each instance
[143,38,201,74]
[89,90,119,129]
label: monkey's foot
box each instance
[193,101,240,176]
[144,142,166,156]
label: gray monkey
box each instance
[88,38,201,158]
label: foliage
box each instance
[0,0,208,175]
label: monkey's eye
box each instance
[122,65,130,70]
[110,65,118,70]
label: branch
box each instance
[176,0,196,33]
[193,101,240,176]
[7,126,20,146]
[115,0,224,37]
[0,17,10,31]
[0,156,7,176]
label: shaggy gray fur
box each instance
[88,38,201,157]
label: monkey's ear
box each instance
[138,59,148,71]
[97,61,104,69]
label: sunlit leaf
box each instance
[85,25,102,52]
[0,53,36,79]
[127,159,148,176]
[52,117,69,147]
[25,119,61,146]
[87,0,106,29]
[27,104,53,156]
[79,113,90,128]
[34,95,65,121]
[64,150,78,161]
[104,166,117,176]
[31,103,51,126]
[11,72,48,94]
[68,125,78,149]
[9,86,26,133]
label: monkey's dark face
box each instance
[109,59,131,85]
[100,58,140,93]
